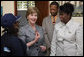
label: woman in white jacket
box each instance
[50,3,83,56]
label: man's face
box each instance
[50,5,58,16]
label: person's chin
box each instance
[51,13,56,16]
[51,14,54,16]
[31,22,36,24]
[61,20,63,22]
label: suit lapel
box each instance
[27,24,35,34]
[49,16,54,30]
[56,16,60,24]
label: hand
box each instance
[34,31,40,42]
[26,31,40,47]
[40,46,46,52]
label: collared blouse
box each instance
[50,19,83,56]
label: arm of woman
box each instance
[50,29,57,56]
[40,35,46,52]
[26,31,40,47]
[39,28,47,52]
[26,39,37,47]
[76,25,83,56]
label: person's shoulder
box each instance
[19,24,28,31]
[36,25,44,34]
[8,36,23,45]
[55,21,62,26]
[43,15,51,20]
[36,25,44,31]
[36,25,42,29]
[42,15,51,24]
[9,36,19,40]
[72,19,82,27]
[54,21,63,29]
[21,24,28,28]
[1,35,18,44]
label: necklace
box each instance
[51,16,57,24]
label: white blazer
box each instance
[50,19,83,56]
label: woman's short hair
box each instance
[26,7,40,18]
[59,3,74,16]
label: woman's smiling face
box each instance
[27,12,37,24]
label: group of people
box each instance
[1,1,83,56]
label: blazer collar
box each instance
[66,19,73,28]
[27,23,38,34]
[60,19,74,30]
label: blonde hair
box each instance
[26,7,40,18]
